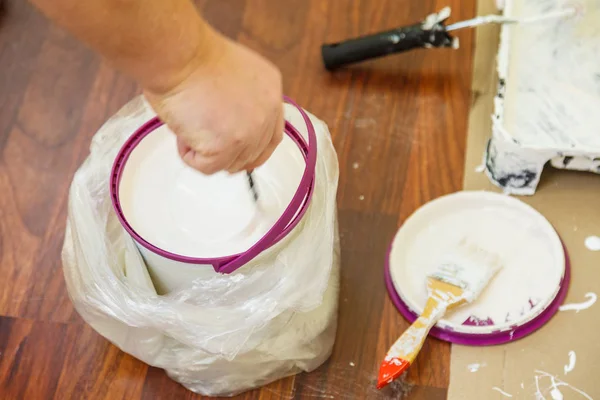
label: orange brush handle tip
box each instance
[376,357,411,389]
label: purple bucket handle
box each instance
[110,96,317,274]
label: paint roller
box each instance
[320,6,580,70]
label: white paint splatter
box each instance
[352,162,359,169]
[468,362,486,372]
[563,351,576,375]
[475,164,486,173]
[520,382,524,389]
[354,118,376,128]
[389,34,401,44]
[584,236,600,251]
[559,293,597,312]
[550,385,563,400]
[349,361,355,367]
[534,370,592,400]
[358,195,365,201]
[535,375,543,400]
[492,387,513,397]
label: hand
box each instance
[144,32,284,175]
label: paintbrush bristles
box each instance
[428,239,503,302]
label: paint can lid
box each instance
[385,190,569,345]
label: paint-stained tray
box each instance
[483,0,600,195]
[385,191,570,346]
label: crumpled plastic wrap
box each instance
[61,96,341,397]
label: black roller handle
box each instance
[321,23,456,70]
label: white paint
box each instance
[354,118,375,128]
[486,0,600,196]
[520,382,524,389]
[119,124,304,258]
[563,351,576,375]
[349,362,355,367]
[423,7,451,30]
[534,370,592,400]
[550,386,563,400]
[475,164,486,173]
[359,195,365,201]
[386,325,428,357]
[468,362,486,372]
[584,235,600,251]
[389,191,565,334]
[385,300,450,360]
[389,34,401,44]
[352,162,359,169]
[492,387,513,397]
[430,239,502,302]
[559,292,597,313]
[500,2,600,148]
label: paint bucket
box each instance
[110,98,318,293]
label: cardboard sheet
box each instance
[448,1,600,399]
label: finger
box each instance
[227,115,276,174]
[226,136,265,174]
[245,108,285,171]
[176,136,191,159]
[178,137,242,175]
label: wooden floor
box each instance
[0,0,474,398]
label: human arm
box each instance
[29,0,284,173]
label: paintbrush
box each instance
[377,239,503,390]
[321,6,577,70]
[246,171,259,202]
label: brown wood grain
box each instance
[0,0,475,398]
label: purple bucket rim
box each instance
[384,230,571,346]
[110,96,317,274]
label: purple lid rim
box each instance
[384,237,571,346]
[110,96,317,274]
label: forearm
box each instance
[29,0,216,93]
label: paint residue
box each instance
[475,164,486,173]
[563,351,576,375]
[393,195,564,332]
[384,372,414,399]
[349,361,355,367]
[354,118,376,128]
[358,195,365,201]
[352,162,359,169]
[468,362,486,372]
[559,292,597,313]
[534,370,592,400]
[584,235,600,251]
[492,386,513,397]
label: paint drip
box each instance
[584,235,600,251]
[559,292,597,312]
[534,370,592,400]
[563,351,576,375]
[492,386,513,397]
[468,362,486,372]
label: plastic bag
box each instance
[61,96,341,396]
